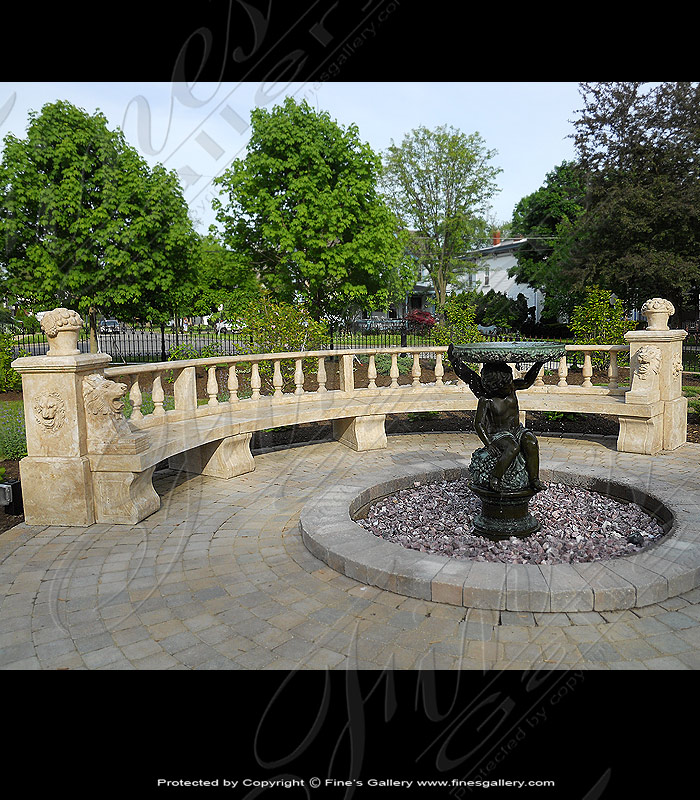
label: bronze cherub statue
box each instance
[447,343,545,494]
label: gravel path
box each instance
[357,478,665,565]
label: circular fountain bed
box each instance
[355,478,664,565]
[298,458,698,612]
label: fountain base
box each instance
[469,484,541,540]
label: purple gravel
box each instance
[356,479,665,564]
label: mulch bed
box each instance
[3,362,700,535]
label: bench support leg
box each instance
[92,466,160,524]
[617,414,664,455]
[333,415,387,451]
[168,433,255,479]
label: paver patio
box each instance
[2,431,700,670]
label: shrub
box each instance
[0,332,24,392]
[405,309,437,335]
[569,287,635,367]
[431,297,483,346]
[235,293,328,393]
[357,353,412,376]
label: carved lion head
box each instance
[83,374,128,416]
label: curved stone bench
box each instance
[12,303,689,527]
[298,457,700,612]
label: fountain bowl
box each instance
[451,341,567,364]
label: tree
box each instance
[212,97,412,324]
[381,125,502,317]
[567,82,700,321]
[0,100,199,348]
[508,160,586,319]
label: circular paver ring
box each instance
[298,457,700,612]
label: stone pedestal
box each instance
[622,301,687,453]
[12,307,158,527]
[13,351,111,526]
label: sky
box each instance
[0,81,583,234]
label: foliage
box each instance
[0,331,24,392]
[234,292,328,392]
[431,295,483,346]
[567,82,700,319]
[457,289,530,330]
[212,97,412,323]
[185,234,262,322]
[508,161,587,318]
[569,287,635,367]
[0,100,200,334]
[570,288,635,345]
[356,353,412,375]
[381,124,502,314]
[0,401,27,460]
[405,308,437,335]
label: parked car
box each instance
[99,319,120,334]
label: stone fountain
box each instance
[447,341,567,540]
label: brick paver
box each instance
[2,432,700,670]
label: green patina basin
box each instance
[450,341,567,363]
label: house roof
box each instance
[459,237,528,260]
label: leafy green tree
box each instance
[508,160,586,319]
[0,100,199,348]
[177,234,261,324]
[381,125,502,317]
[212,97,412,324]
[568,82,700,320]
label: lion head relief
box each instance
[33,391,66,432]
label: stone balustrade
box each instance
[11,300,687,526]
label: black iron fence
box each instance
[4,320,700,372]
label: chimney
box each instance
[492,230,501,246]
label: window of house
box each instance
[484,266,490,286]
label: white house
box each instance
[453,232,545,322]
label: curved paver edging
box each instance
[298,457,700,612]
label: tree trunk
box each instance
[160,324,167,362]
[89,306,99,354]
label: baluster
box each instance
[294,359,304,395]
[434,353,444,386]
[152,375,165,416]
[367,354,377,389]
[316,357,327,392]
[228,364,239,403]
[206,366,219,406]
[557,355,569,387]
[534,365,545,387]
[129,377,143,420]
[582,353,593,388]
[390,353,399,389]
[250,362,261,400]
[608,350,619,389]
[273,360,283,398]
[411,353,421,387]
